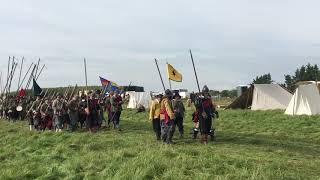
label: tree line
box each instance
[252,63,320,92]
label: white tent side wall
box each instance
[251,84,292,110]
[285,84,320,115]
[127,92,152,109]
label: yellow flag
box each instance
[167,63,182,82]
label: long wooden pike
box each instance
[8,61,18,94]
[18,62,33,91]
[154,58,166,91]
[36,64,46,80]
[34,58,40,77]
[68,84,78,101]
[0,71,3,96]
[189,49,201,93]
[25,64,37,90]
[84,58,89,110]
[4,56,12,95]
[17,57,24,93]
[64,86,71,99]
[5,58,17,94]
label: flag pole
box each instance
[166,62,172,90]
[189,49,201,93]
[154,58,166,91]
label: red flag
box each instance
[18,89,26,97]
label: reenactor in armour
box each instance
[95,90,105,128]
[86,92,100,132]
[78,95,87,129]
[110,91,123,130]
[67,95,80,131]
[194,85,218,145]
[172,92,185,138]
[160,90,175,144]
[40,99,54,130]
[29,95,42,131]
[52,93,65,132]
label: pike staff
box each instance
[154,58,166,91]
[17,57,24,93]
[18,63,34,91]
[189,49,201,93]
[84,58,89,114]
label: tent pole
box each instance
[292,88,297,115]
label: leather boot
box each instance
[204,134,208,145]
[193,129,198,139]
[200,135,204,144]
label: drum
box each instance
[16,106,23,112]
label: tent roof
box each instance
[226,84,292,110]
[285,84,320,115]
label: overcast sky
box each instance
[0,0,319,92]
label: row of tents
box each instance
[226,82,320,115]
[126,82,320,116]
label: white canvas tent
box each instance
[285,84,320,115]
[227,84,293,110]
[127,91,152,109]
[251,84,293,110]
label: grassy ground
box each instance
[0,109,320,180]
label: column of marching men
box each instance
[0,85,219,145]
[0,90,124,133]
[149,85,219,145]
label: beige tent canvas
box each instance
[127,91,152,109]
[285,84,320,115]
[227,84,292,110]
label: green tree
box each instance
[253,73,272,84]
[284,63,320,92]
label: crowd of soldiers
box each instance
[0,90,124,133]
[149,85,219,145]
[1,85,218,145]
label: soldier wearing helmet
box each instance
[194,85,218,145]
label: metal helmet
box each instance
[165,89,173,97]
[202,85,209,93]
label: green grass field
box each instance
[0,109,320,180]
